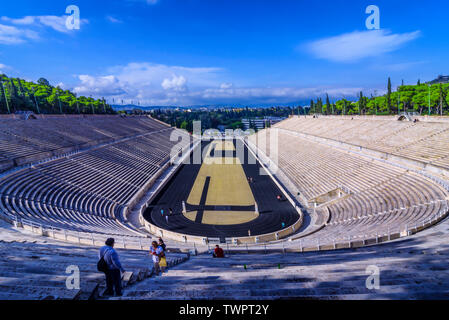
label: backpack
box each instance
[97,249,109,272]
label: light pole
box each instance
[32,87,40,114]
[102,98,106,114]
[341,96,346,116]
[57,91,63,114]
[428,84,431,116]
[0,80,11,114]
[90,96,94,114]
[374,90,378,115]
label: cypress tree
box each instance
[8,79,18,112]
[9,79,18,98]
[387,77,392,114]
[359,92,363,115]
[439,84,447,116]
[17,79,25,97]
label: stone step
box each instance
[0,284,81,300]
[130,275,449,292]
[0,275,103,288]
[122,283,449,300]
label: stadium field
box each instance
[144,139,300,240]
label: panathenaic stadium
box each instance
[1,113,449,300]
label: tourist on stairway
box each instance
[150,241,165,275]
[98,238,125,297]
[158,238,167,251]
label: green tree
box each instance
[180,120,188,130]
[325,93,331,115]
[387,77,392,113]
[438,84,448,115]
[37,78,50,86]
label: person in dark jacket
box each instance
[99,238,125,296]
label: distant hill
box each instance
[112,105,178,111]
[112,102,314,111]
[0,74,114,115]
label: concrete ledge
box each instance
[0,160,14,172]
[142,206,304,245]
[14,152,54,167]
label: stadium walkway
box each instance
[119,216,449,300]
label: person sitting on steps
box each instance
[213,245,225,258]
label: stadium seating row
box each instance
[0,116,192,237]
[274,116,449,170]
[0,115,170,172]
[249,125,449,247]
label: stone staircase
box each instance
[0,220,189,300]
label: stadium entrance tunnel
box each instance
[143,139,301,242]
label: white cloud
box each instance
[106,16,123,24]
[69,61,367,105]
[162,75,187,91]
[1,16,35,25]
[0,63,8,73]
[220,83,233,89]
[127,0,159,5]
[0,23,39,44]
[74,75,126,97]
[37,16,73,33]
[72,62,221,104]
[306,29,421,62]
[1,15,88,35]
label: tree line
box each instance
[0,74,115,115]
[310,78,449,116]
[150,107,294,132]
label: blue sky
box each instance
[0,0,448,106]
